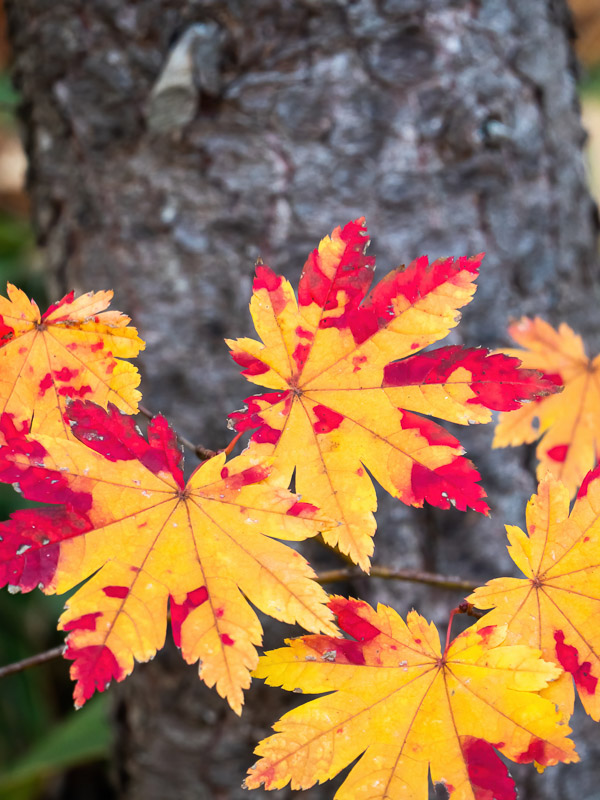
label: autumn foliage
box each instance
[2,218,599,799]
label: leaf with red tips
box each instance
[0,284,144,437]
[493,317,599,497]
[0,400,336,713]
[245,597,576,799]
[228,220,557,569]
[470,470,600,721]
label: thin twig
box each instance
[138,404,217,460]
[0,645,64,680]
[316,565,478,593]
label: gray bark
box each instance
[5,0,599,798]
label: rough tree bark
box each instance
[5,1,600,798]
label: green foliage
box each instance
[0,697,111,797]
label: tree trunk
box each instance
[5,1,599,798]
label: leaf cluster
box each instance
[1,219,599,799]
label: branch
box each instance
[0,573,477,679]
[0,645,64,680]
[316,565,478,593]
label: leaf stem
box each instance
[316,566,478,593]
[0,645,64,680]
[444,601,484,653]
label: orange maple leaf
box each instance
[470,469,600,721]
[228,219,558,569]
[245,596,576,800]
[0,284,144,436]
[0,401,337,713]
[493,317,598,497]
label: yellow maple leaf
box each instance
[0,401,336,713]
[245,596,576,799]
[470,469,600,721]
[228,220,558,570]
[493,317,599,497]
[0,284,144,436]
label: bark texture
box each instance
[5,1,600,798]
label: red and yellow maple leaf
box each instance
[493,317,600,497]
[0,284,144,436]
[0,401,337,713]
[245,596,576,800]
[228,219,558,569]
[469,469,600,721]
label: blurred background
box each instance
[0,1,599,798]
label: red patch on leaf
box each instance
[221,633,235,646]
[286,501,318,517]
[352,354,367,372]
[170,587,209,647]
[229,392,288,446]
[0,315,14,341]
[215,464,270,492]
[0,506,91,592]
[90,340,104,352]
[292,342,311,372]
[292,326,314,371]
[38,373,53,396]
[58,384,92,398]
[329,597,380,642]
[400,410,459,448]
[383,347,557,411]
[477,625,496,644]
[312,405,344,434]
[295,326,314,340]
[411,458,488,514]
[102,585,130,599]
[65,642,125,707]
[578,465,600,498]
[515,738,552,765]
[461,737,515,800]
[254,266,287,316]
[547,445,569,463]
[543,372,563,387]
[306,635,366,666]
[231,350,270,376]
[54,366,79,381]
[554,630,597,695]
[62,612,102,632]
[42,291,75,320]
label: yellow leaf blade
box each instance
[0,285,145,437]
[470,472,600,720]
[494,317,599,497]
[230,222,557,569]
[0,402,335,712]
[246,597,576,798]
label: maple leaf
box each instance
[227,219,558,569]
[0,284,144,437]
[469,470,600,721]
[0,401,337,713]
[493,317,597,497]
[245,596,576,800]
